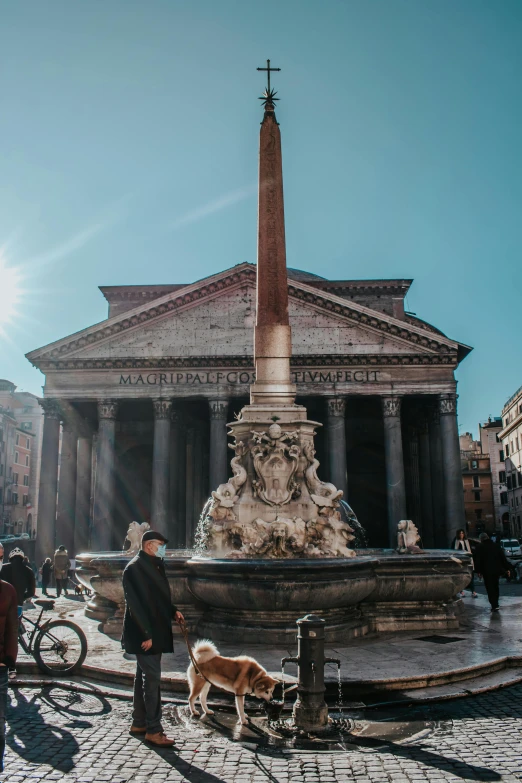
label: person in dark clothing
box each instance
[0,576,19,771]
[122,530,184,747]
[41,559,53,596]
[475,532,513,611]
[1,548,36,607]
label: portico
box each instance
[27,264,471,560]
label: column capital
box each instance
[170,408,184,426]
[38,398,62,420]
[327,397,346,418]
[98,399,119,420]
[438,393,457,416]
[152,399,173,419]
[209,399,228,420]
[382,396,402,418]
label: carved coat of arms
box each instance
[251,423,301,506]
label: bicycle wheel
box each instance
[33,620,88,675]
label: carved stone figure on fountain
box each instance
[251,424,301,506]
[397,520,424,554]
[124,521,151,555]
[303,442,343,508]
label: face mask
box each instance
[155,544,166,559]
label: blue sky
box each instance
[1,0,521,435]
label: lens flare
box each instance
[0,254,24,331]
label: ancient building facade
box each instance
[27,264,471,558]
[499,385,522,537]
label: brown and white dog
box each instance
[187,640,278,725]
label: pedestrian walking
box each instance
[54,546,71,597]
[41,558,53,596]
[452,529,478,597]
[475,532,513,611]
[0,566,18,772]
[122,530,184,747]
[1,547,36,607]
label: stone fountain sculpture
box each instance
[196,81,355,564]
[123,521,150,556]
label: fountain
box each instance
[76,64,471,644]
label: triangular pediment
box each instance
[27,262,464,370]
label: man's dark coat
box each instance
[475,539,512,577]
[1,557,36,605]
[121,550,177,655]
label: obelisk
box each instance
[249,63,297,408]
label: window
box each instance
[473,475,480,488]
[25,455,29,467]
[501,492,508,504]
[12,493,18,505]
[517,437,520,452]
[0,464,3,476]
[23,475,29,486]
[474,491,481,501]
[506,444,510,457]
[519,473,522,488]
[22,495,28,506]
[471,460,478,469]
[15,434,19,446]
[475,509,482,520]
[12,472,18,486]
[500,450,505,462]
[507,476,512,489]
[14,451,19,464]
[21,422,32,431]
[499,471,506,483]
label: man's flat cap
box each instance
[142,530,169,544]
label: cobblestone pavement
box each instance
[2,682,522,782]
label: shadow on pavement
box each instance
[147,745,228,783]
[6,689,80,772]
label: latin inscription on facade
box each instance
[119,370,381,386]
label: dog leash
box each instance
[176,616,215,688]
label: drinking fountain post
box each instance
[281,614,341,731]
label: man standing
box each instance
[41,558,53,596]
[475,532,512,611]
[122,530,184,747]
[54,546,71,597]
[0,562,18,772]
[1,548,36,607]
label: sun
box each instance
[0,254,23,328]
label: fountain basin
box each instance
[75,548,471,642]
[186,556,378,644]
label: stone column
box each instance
[92,400,118,551]
[326,397,348,498]
[185,423,196,546]
[439,393,466,545]
[208,399,229,492]
[429,404,446,547]
[382,396,407,546]
[55,418,78,555]
[418,414,435,547]
[36,400,62,563]
[169,409,186,548]
[74,427,93,555]
[151,399,172,537]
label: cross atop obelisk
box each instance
[250,60,297,408]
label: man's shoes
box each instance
[472,593,478,598]
[491,606,500,612]
[145,732,175,747]
[129,725,147,735]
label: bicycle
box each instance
[18,598,88,676]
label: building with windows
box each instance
[499,386,522,538]
[0,380,43,535]
[479,418,509,533]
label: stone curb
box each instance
[14,653,522,706]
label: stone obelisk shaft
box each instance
[250,101,296,406]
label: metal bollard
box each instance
[281,614,340,731]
